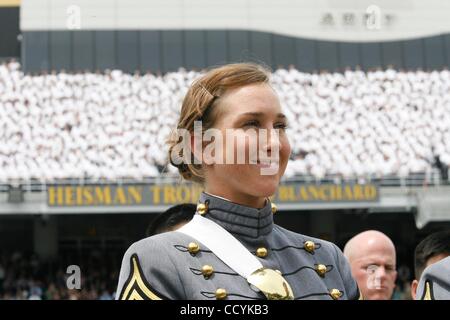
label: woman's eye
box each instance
[274,122,288,130]
[243,120,260,128]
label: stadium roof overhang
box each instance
[416,188,450,229]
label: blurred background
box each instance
[0,0,449,300]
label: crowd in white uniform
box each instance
[1,61,449,182]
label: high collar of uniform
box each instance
[198,192,273,238]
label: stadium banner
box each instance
[47,182,379,207]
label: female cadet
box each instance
[116,63,360,300]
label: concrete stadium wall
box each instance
[0,6,20,57]
[20,0,450,73]
[21,30,450,73]
[21,0,450,42]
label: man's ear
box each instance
[411,280,418,300]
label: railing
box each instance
[0,169,447,192]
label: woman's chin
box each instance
[249,181,279,198]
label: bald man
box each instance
[344,230,397,300]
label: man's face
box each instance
[350,243,397,300]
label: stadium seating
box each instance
[1,61,449,182]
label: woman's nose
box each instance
[263,128,281,153]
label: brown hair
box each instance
[168,63,271,184]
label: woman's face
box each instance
[203,83,291,207]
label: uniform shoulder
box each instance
[129,230,191,252]
[116,231,194,300]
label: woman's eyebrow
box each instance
[238,112,287,119]
[239,112,264,117]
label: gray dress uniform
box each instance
[116,192,360,300]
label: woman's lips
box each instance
[256,160,279,170]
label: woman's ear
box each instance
[190,129,217,166]
[202,129,224,166]
[191,133,203,165]
[202,140,217,166]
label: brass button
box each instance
[215,288,227,300]
[256,247,268,258]
[187,242,200,255]
[330,289,342,300]
[197,203,208,215]
[201,265,214,279]
[316,264,327,277]
[271,202,277,214]
[304,240,315,253]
